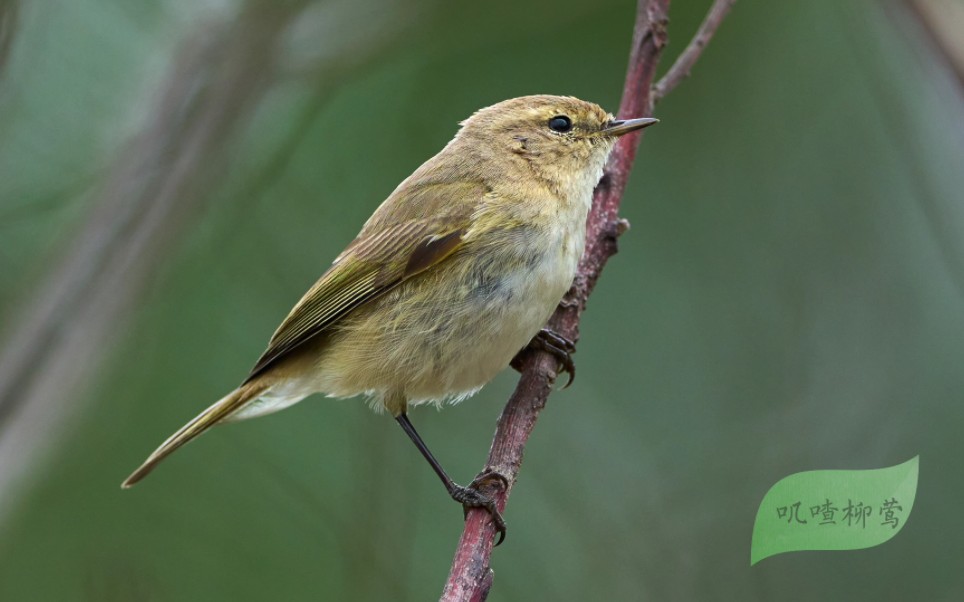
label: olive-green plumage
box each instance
[122,95,656,489]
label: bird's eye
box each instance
[548,115,573,133]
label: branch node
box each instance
[646,4,671,49]
[613,218,631,237]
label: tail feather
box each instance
[121,384,264,488]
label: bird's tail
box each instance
[121,383,266,488]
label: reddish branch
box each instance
[440,0,735,600]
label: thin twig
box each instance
[0,0,19,78]
[652,0,736,103]
[440,0,734,600]
[0,6,303,514]
[900,0,964,97]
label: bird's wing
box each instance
[243,182,485,382]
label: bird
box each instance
[122,95,657,542]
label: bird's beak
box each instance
[603,117,659,137]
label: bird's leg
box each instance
[510,327,576,387]
[394,413,508,545]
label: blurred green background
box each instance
[1,0,963,600]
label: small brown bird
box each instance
[123,95,656,542]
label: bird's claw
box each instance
[450,469,509,546]
[511,328,576,387]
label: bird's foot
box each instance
[511,328,576,387]
[449,469,509,546]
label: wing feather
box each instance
[243,181,485,382]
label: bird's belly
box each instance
[428,264,567,397]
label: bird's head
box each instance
[457,95,657,196]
